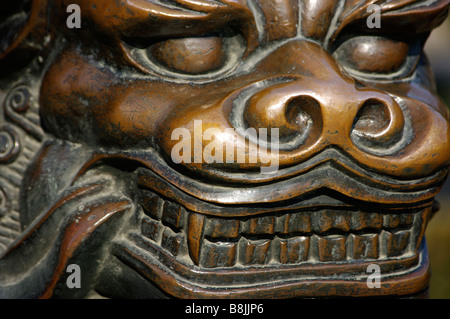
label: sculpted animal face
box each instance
[1,0,450,298]
[42,0,450,179]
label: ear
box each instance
[0,0,49,70]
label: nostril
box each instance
[351,96,405,150]
[285,96,321,132]
[353,99,390,136]
[242,86,323,150]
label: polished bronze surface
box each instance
[0,0,449,298]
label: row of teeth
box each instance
[138,191,429,268]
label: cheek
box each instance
[39,50,114,142]
[96,85,182,145]
[39,48,207,146]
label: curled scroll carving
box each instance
[4,85,44,142]
[0,125,20,164]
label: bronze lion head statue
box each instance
[0,0,449,298]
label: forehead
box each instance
[255,0,450,42]
[74,0,450,49]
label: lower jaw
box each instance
[114,238,431,298]
[111,187,434,298]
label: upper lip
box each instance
[135,166,440,216]
[75,147,447,216]
[189,146,447,186]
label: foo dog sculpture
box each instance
[0,0,449,298]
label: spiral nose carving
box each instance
[237,78,407,155]
[243,83,323,149]
[351,96,405,149]
[284,95,323,137]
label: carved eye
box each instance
[121,31,245,80]
[333,36,419,79]
[151,37,225,74]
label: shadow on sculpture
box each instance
[0,0,449,298]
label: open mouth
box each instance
[82,148,446,298]
[108,166,440,298]
[112,182,434,298]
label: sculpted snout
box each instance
[164,40,450,181]
[238,75,406,153]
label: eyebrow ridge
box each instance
[327,0,450,45]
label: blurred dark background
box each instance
[424,16,450,299]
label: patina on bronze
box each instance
[0,0,449,298]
